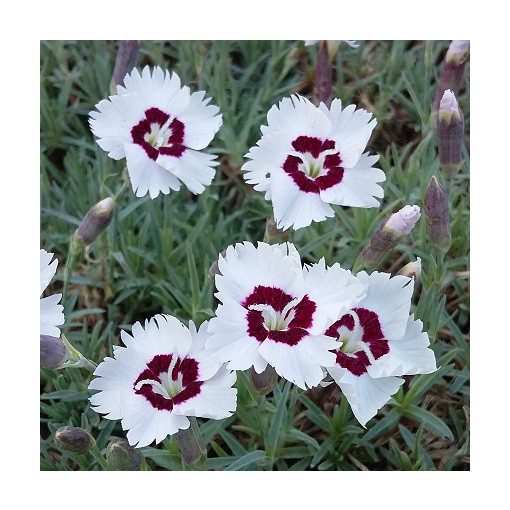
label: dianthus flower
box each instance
[40,249,64,337]
[90,66,222,198]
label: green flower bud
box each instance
[74,197,115,246]
[40,335,69,369]
[175,418,207,466]
[424,176,451,252]
[250,365,278,395]
[55,426,94,454]
[106,438,144,471]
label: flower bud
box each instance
[314,41,332,106]
[106,438,144,471]
[251,365,278,395]
[397,257,422,280]
[424,176,451,252]
[175,418,207,466]
[55,426,94,454]
[209,250,227,278]
[264,215,289,244]
[74,198,115,247]
[41,335,69,369]
[432,40,469,117]
[437,90,464,178]
[111,40,140,93]
[383,205,421,236]
[360,206,421,268]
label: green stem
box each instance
[63,235,83,303]
[90,443,109,470]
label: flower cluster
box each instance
[207,242,436,425]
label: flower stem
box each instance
[62,234,83,303]
[175,417,207,467]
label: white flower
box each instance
[383,205,421,236]
[242,94,384,230]
[89,315,237,448]
[40,249,64,337]
[206,242,366,389]
[90,66,222,199]
[325,271,437,426]
[304,40,360,48]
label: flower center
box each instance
[325,308,390,377]
[135,354,183,399]
[249,297,300,331]
[282,135,344,193]
[133,354,202,411]
[131,107,186,161]
[242,286,316,346]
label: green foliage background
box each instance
[40,40,469,471]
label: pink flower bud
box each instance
[383,205,421,236]
[432,40,469,116]
[445,40,470,65]
[437,90,464,177]
[360,205,420,268]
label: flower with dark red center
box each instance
[89,315,237,448]
[206,241,366,389]
[90,66,222,199]
[242,94,384,230]
[40,249,64,337]
[324,271,437,427]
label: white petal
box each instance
[206,298,267,371]
[319,152,385,208]
[40,249,58,295]
[319,99,376,167]
[89,92,146,160]
[258,334,337,390]
[120,314,192,362]
[173,366,237,420]
[355,271,414,342]
[215,241,304,305]
[367,314,437,378]
[270,167,335,231]
[178,90,222,150]
[265,94,332,142]
[156,149,218,195]
[40,294,64,336]
[303,260,367,335]
[119,67,191,117]
[124,142,181,199]
[242,131,289,194]
[328,365,404,426]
